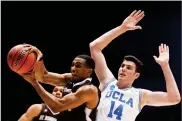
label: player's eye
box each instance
[75,65,81,68]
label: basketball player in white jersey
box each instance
[89,10,181,121]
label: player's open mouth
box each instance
[120,73,126,76]
[55,95,61,98]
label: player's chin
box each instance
[118,75,125,80]
[72,75,78,80]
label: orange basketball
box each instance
[7,44,37,74]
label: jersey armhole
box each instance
[45,104,60,115]
[101,77,116,92]
[40,103,45,114]
[138,88,142,112]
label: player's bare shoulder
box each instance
[78,84,98,96]
[30,104,42,110]
[77,85,99,109]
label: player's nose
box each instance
[56,92,60,96]
[71,66,76,73]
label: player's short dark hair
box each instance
[123,55,143,73]
[76,54,95,70]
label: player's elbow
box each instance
[173,96,181,104]
[89,42,96,50]
[89,42,101,51]
[169,95,181,105]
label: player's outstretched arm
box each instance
[89,10,144,90]
[141,44,181,107]
[18,104,42,121]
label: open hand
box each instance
[121,10,145,31]
[153,43,169,67]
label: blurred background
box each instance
[2,1,181,121]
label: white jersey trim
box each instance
[102,77,116,92]
[45,104,60,115]
[138,88,142,112]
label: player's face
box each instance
[118,60,139,82]
[71,57,91,81]
[52,86,63,98]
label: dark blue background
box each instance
[2,1,181,121]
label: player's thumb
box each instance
[153,55,158,61]
[134,25,142,30]
[37,54,43,61]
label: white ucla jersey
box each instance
[96,78,142,121]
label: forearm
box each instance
[18,114,31,121]
[90,25,126,51]
[43,72,72,86]
[31,81,61,112]
[35,61,72,86]
[161,64,181,101]
[42,72,66,86]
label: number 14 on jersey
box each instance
[107,101,124,120]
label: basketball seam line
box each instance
[11,48,22,71]
[16,50,29,73]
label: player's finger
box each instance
[135,11,145,22]
[133,10,142,18]
[164,44,167,52]
[130,10,137,17]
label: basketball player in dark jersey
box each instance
[20,46,101,121]
[18,86,64,121]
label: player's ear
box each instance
[134,72,140,79]
[88,69,93,76]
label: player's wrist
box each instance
[118,25,127,33]
[31,79,40,86]
[160,63,170,69]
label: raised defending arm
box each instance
[141,44,181,108]
[89,10,144,90]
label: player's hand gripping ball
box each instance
[7,44,37,74]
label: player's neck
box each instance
[116,80,132,89]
